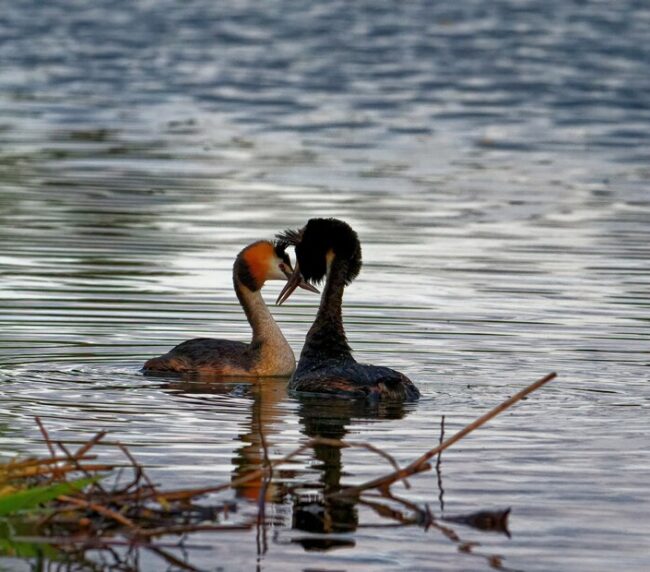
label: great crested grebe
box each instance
[143,240,317,377]
[276,218,420,401]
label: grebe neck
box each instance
[234,279,288,346]
[300,257,352,362]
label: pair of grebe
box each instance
[143,218,420,401]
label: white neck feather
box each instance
[239,287,286,344]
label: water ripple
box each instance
[1,0,649,570]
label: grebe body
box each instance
[143,240,316,377]
[276,218,420,401]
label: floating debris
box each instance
[443,508,511,537]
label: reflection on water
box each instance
[1,0,650,570]
[291,397,408,551]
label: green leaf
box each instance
[0,536,61,559]
[0,477,99,516]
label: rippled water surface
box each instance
[1,1,649,570]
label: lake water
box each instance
[1,1,649,570]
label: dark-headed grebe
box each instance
[143,240,317,377]
[276,218,420,401]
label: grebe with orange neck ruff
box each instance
[143,240,317,377]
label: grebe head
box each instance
[234,240,319,294]
[275,218,362,305]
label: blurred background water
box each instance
[1,0,649,570]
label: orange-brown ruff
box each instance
[143,241,312,377]
[276,218,420,401]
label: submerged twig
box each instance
[58,495,137,529]
[146,545,201,572]
[436,415,445,513]
[133,522,254,538]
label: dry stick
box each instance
[36,416,62,478]
[35,417,57,459]
[40,463,115,475]
[361,491,422,526]
[5,454,97,471]
[80,371,552,510]
[12,536,206,550]
[133,523,254,538]
[363,485,516,572]
[117,442,159,496]
[115,441,313,503]
[331,372,557,499]
[58,495,138,529]
[359,493,469,548]
[8,463,113,480]
[114,436,409,505]
[146,545,201,572]
[116,441,152,534]
[111,449,142,496]
[34,416,63,481]
[56,440,109,495]
[343,439,411,489]
[358,497,414,525]
[73,430,108,459]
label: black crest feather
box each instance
[272,239,291,266]
[276,227,304,247]
[280,218,362,285]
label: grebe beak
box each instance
[277,262,317,305]
[300,279,320,294]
